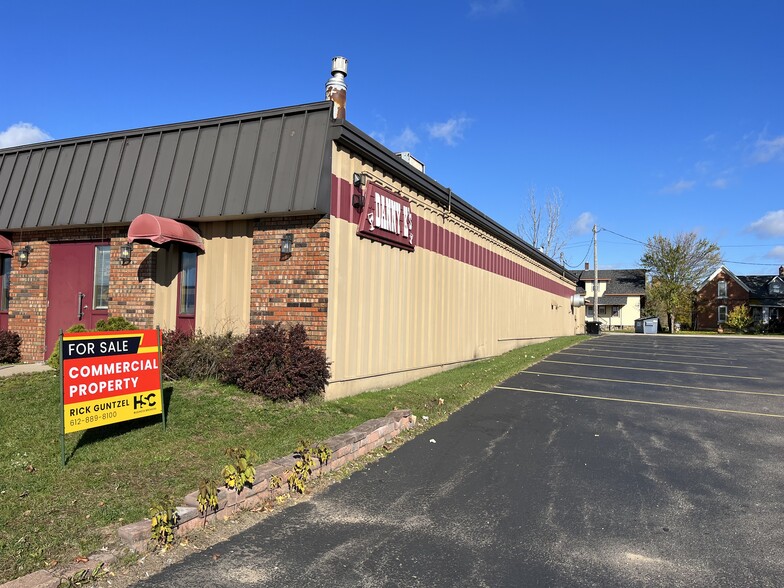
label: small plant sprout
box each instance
[317,443,332,466]
[288,440,316,494]
[222,447,257,494]
[197,478,219,517]
[149,496,179,550]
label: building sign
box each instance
[61,330,162,434]
[357,182,415,251]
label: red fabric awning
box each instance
[0,235,12,255]
[127,214,204,251]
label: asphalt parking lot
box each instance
[131,334,784,588]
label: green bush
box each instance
[726,305,753,333]
[95,316,137,331]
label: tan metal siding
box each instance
[153,220,252,333]
[326,148,581,399]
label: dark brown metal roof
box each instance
[0,102,333,229]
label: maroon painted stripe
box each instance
[331,175,573,298]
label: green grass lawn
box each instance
[0,335,584,582]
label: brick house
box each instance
[693,265,784,330]
[0,58,583,398]
[577,265,646,330]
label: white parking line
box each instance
[521,371,784,399]
[578,342,727,354]
[496,386,784,419]
[557,351,745,370]
[542,359,764,380]
[572,346,732,361]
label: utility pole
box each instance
[593,224,599,326]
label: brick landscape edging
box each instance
[1,409,416,588]
[116,409,416,553]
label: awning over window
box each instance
[127,214,204,251]
[0,235,12,255]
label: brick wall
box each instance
[694,270,749,330]
[9,237,50,362]
[250,215,330,349]
[108,238,157,330]
[7,227,156,362]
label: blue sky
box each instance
[2,0,783,275]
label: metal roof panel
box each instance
[0,102,332,229]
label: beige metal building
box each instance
[0,57,583,399]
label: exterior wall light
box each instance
[119,241,134,265]
[16,245,31,267]
[281,233,294,256]
[352,173,367,210]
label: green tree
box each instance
[640,232,722,333]
[726,304,753,333]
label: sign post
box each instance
[60,329,163,464]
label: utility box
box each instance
[635,317,659,334]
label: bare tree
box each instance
[518,187,566,258]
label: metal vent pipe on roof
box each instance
[326,56,348,119]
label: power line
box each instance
[563,234,594,268]
[721,259,782,266]
[598,227,646,245]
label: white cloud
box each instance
[710,177,729,189]
[748,210,784,237]
[0,122,52,148]
[469,0,515,16]
[427,116,472,146]
[571,212,596,235]
[660,179,696,194]
[390,126,420,152]
[766,245,784,259]
[750,134,784,164]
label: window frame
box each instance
[92,245,111,310]
[718,305,727,323]
[176,249,198,333]
[717,279,727,298]
[0,255,10,313]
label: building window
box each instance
[717,280,727,298]
[93,245,110,310]
[770,281,783,295]
[0,256,10,312]
[718,305,727,323]
[586,306,594,318]
[598,305,607,316]
[178,250,197,316]
[612,305,621,317]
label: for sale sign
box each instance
[62,330,162,434]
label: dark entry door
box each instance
[46,242,109,356]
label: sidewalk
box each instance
[0,363,52,377]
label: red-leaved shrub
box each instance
[220,323,330,400]
[161,329,194,381]
[0,330,21,364]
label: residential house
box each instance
[694,265,784,331]
[577,265,646,330]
